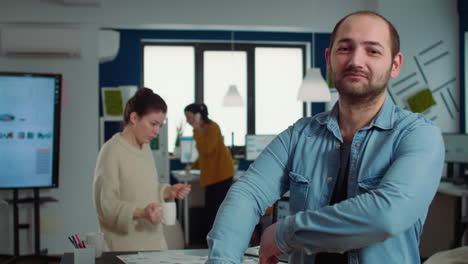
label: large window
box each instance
[143,42,306,151]
[143,45,195,152]
[255,47,304,134]
[204,51,247,146]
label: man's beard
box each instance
[333,66,391,105]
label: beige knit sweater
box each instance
[93,133,170,251]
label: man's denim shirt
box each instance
[207,97,445,264]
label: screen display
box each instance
[245,134,276,161]
[443,133,468,163]
[180,137,198,163]
[0,72,61,188]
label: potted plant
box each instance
[173,120,184,157]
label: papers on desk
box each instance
[172,169,246,182]
[245,246,288,263]
[117,250,259,264]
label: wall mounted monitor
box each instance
[0,72,61,189]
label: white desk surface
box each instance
[171,169,245,182]
[116,248,261,264]
[171,169,200,182]
[438,181,468,197]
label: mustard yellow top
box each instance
[191,121,234,186]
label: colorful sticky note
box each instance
[406,88,436,113]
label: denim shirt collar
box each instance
[316,94,396,133]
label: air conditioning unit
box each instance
[0,26,81,58]
[99,29,120,63]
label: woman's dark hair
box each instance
[184,103,211,123]
[123,87,167,126]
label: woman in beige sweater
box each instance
[93,88,191,251]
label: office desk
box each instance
[438,181,468,197]
[60,251,130,264]
[171,170,245,246]
[60,249,265,263]
[60,250,208,264]
[437,181,468,247]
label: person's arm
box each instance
[159,184,172,201]
[162,184,191,201]
[207,125,293,263]
[189,159,200,170]
[193,123,220,156]
[93,146,138,233]
[133,203,163,224]
[275,123,444,255]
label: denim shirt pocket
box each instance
[288,171,310,213]
[357,175,384,194]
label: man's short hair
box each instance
[328,11,400,58]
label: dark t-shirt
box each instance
[315,142,352,264]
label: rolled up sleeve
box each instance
[207,126,294,262]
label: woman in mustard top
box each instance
[184,103,234,236]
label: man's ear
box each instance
[390,52,403,79]
[325,48,331,73]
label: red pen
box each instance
[75,234,83,248]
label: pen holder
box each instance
[73,247,95,264]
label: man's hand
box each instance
[259,223,282,264]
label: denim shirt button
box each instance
[327,177,333,183]
[355,143,361,147]
[336,143,341,148]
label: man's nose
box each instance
[348,49,365,68]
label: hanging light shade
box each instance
[222,84,243,106]
[297,68,331,102]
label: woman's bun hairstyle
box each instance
[123,87,167,126]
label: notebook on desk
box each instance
[244,246,288,263]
